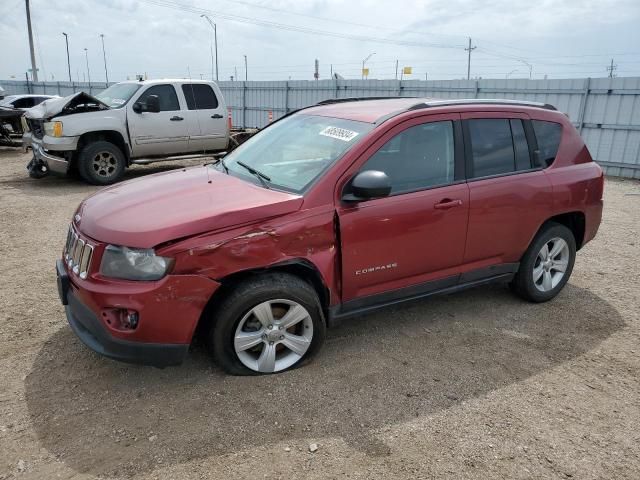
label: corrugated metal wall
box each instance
[2,77,639,179]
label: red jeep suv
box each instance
[57,97,604,375]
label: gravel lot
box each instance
[0,147,639,480]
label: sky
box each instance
[1,0,640,83]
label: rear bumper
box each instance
[56,260,218,368]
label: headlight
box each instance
[44,121,63,137]
[100,245,173,281]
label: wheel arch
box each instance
[76,130,130,165]
[194,259,332,339]
[542,211,586,250]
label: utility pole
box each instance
[395,59,398,80]
[465,37,476,80]
[100,34,109,84]
[62,33,71,82]
[25,0,38,81]
[244,55,248,81]
[607,58,617,78]
[201,15,219,81]
[84,48,91,84]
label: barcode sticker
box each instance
[319,126,359,142]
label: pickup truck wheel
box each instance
[208,273,326,375]
[78,141,125,185]
[510,222,576,303]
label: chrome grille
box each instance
[64,225,94,279]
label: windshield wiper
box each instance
[219,157,229,173]
[236,160,271,189]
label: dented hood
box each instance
[25,92,109,120]
[75,166,303,249]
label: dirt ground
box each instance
[0,147,638,480]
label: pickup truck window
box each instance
[95,83,141,108]
[182,84,219,110]
[219,114,373,193]
[362,121,455,194]
[137,85,180,111]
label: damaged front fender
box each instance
[160,206,340,305]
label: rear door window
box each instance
[468,119,516,177]
[532,120,562,167]
[182,84,219,110]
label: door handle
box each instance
[434,199,463,210]
[211,114,224,119]
[170,116,184,121]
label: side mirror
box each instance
[132,95,160,114]
[343,170,392,202]
[144,95,160,113]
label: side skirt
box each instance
[328,263,519,326]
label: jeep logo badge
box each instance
[74,214,81,223]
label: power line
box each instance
[137,0,466,50]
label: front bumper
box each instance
[24,133,79,175]
[56,260,219,367]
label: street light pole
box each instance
[25,0,38,82]
[84,48,91,84]
[244,55,248,81]
[201,15,219,81]
[362,52,375,80]
[62,32,71,82]
[519,60,533,79]
[100,34,109,84]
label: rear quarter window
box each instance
[532,120,562,167]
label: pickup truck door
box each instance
[127,84,189,157]
[337,114,469,306]
[181,83,228,152]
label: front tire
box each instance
[78,141,126,185]
[511,222,576,302]
[208,273,326,375]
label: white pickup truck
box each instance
[23,79,252,185]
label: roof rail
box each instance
[407,98,556,111]
[316,96,416,106]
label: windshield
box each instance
[219,114,373,193]
[95,83,141,108]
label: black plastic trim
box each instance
[329,263,519,323]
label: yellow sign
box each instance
[362,68,370,77]
[403,66,413,75]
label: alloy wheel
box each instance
[233,299,314,373]
[91,151,118,178]
[533,237,570,292]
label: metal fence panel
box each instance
[3,77,640,179]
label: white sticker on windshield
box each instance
[111,98,125,105]
[319,126,359,142]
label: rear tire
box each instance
[208,273,326,375]
[78,141,125,185]
[511,222,576,302]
